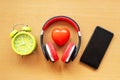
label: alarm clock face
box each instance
[12,31,36,55]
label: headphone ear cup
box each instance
[61,42,76,63]
[46,42,59,62]
[70,45,77,61]
[42,45,50,60]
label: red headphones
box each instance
[40,16,81,63]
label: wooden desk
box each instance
[0,0,120,80]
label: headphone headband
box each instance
[40,16,81,61]
[42,16,80,32]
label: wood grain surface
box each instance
[0,0,120,80]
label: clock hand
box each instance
[18,42,25,46]
[21,36,26,44]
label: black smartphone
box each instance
[80,26,114,69]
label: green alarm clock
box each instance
[10,24,36,55]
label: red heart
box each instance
[52,28,70,46]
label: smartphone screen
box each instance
[80,26,114,69]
